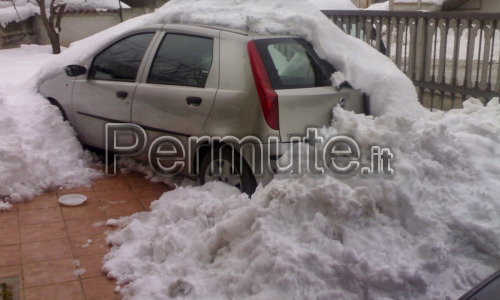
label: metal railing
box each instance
[323,10,500,110]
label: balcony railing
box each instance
[323,10,500,110]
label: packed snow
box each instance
[104,100,500,299]
[0,44,99,201]
[0,0,130,27]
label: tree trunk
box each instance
[36,0,66,54]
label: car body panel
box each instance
[276,87,363,142]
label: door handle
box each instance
[116,91,128,99]
[186,96,202,107]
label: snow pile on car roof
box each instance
[104,98,500,299]
[40,0,426,118]
[0,45,100,202]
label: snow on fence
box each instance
[324,10,500,111]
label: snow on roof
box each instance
[308,0,358,10]
[393,0,444,5]
[366,1,390,10]
[0,0,130,28]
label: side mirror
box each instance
[65,65,87,77]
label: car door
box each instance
[254,38,364,142]
[131,30,219,150]
[72,32,157,148]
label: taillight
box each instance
[247,41,279,130]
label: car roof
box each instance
[159,23,298,39]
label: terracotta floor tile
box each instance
[61,204,106,221]
[103,198,144,219]
[70,234,110,257]
[138,197,156,211]
[20,221,67,243]
[66,219,108,240]
[95,187,137,203]
[0,226,19,246]
[18,191,58,211]
[133,184,171,201]
[92,175,129,191]
[24,280,85,300]
[23,258,76,288]
[0,264,21,278]
[56,185,93,196]
[76,253,106,279]
[133,184,172,210]
[82,276,121,300]
[0,244,21,267]
[122,172,151,187]
[22,239,73,264]
[0,212,18,228]
[19,207,62,226]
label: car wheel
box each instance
[199,146,257,196]
[47,98,68,121]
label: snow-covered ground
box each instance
[0,45,100,203]
[0,0,499,299]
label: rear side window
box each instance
[89,33,155,82]
[148,34,213,87]
[254,38,335,89]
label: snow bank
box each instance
[104,99,500,299]
[39,0,426,119]
[0,45,100,201]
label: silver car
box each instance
[40,24,367,195]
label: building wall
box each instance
[456,0,500,12]
[351,0,381,9]
[390,0,500,11]
[0,18,36,49]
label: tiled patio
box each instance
[0,172,172,300]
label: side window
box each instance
[89,33,155,82]
[148,34,213,87]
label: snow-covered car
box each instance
[39,23,367,194]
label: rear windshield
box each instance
[254,38,335,89]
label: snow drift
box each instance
[104,99,500,299]
[0,45,99,201]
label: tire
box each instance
[48,98,68,121]
[199,146,257,196]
